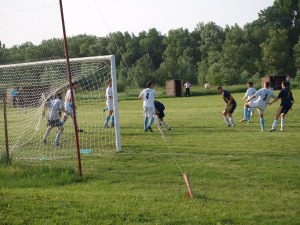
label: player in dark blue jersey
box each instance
[268,81,294,131]
[217,86,237,127]
[154,100,171,130]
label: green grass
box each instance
[1,90,300,224]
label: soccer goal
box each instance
[0,55,121,160]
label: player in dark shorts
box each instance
[154,100,171,130]
[269,81,294,131]
[217,86,237,127]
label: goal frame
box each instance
[1,55,121,160]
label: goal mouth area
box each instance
[0,55,121,161]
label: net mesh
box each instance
[0,56,117,160]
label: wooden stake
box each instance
[183,172,194,198]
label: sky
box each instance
[0,0,274,47]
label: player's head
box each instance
[281,81,288,88]
[146,81,153,88]
[264,82,270,88]
[247,82,253,87]
[107,79,112,87]
[70,82,77,89]
[56,92,62,100]
[217,86,223,94]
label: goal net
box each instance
[0,55,120,160]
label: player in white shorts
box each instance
[138,81,156,132]
[241,82,257,123]
[63,82,83,132]
[42,92,67,146]
[245,81,276,131]
[104,79,114,128]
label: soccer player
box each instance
[63,82,83,132]
[245,81,276,131]
[104,79,114,128]
[217,86,237,127]
[138,81,156,132]
[10,87,18,108]
[241,82,257,123]
[154,100,171,130]
[268,81,294,132]
[43,92,67,146]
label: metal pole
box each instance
[59,0,82,176]
[3,94,9,163]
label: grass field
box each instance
[1,88,300,224]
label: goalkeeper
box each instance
[42,92,67,146]
[154,100,171,130]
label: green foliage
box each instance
[261,29,293,75]
[1,0,300,85]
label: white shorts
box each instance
[248,101,266,114]
[65,102,73,118]
[144,106,155,117]
[106,101,114,111]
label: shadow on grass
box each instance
[0,163,85,188]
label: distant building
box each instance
[261,74,287,90]
[166,79,183,97]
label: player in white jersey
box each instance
[63,82,83,132]
[104,79,114,128]
[241,82,257,123]
[42,92,67,146]
[245,82,276,131]
[138,81,157,132]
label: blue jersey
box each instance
[154,100,165,118]
[278,88,294,107]
[223,90,236,106]
[154,100,165,113]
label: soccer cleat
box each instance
[280,128,284,131]
[167,127,171,130]
[111,124,114,128]
[232,124,236,127]
[144,129,149,132]
[77,129,84,133]
[227,124,231,127]
[261,128,264,132]
[42,139,47,144]
[104,125,109,128]
[269,128,276,132]
[240,119,247,122]
[148,126,153,132]
[53,142,60,146]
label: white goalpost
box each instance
[0,55,121,160]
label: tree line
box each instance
[0,0,300,87]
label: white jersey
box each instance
[65,89,75,105]
[244,87,257,102]
[105,86,113,104]
[47,99,64,121]
[139,88,156,108]
[253,88,276,107]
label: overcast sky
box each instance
[0,0,274,47]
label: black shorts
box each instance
[280,105,291,114]
[47,119,61,127]
[225,104,236,114]
[157,112,165,119]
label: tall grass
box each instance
[0,89,299,224]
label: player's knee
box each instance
[58,126,64,133]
